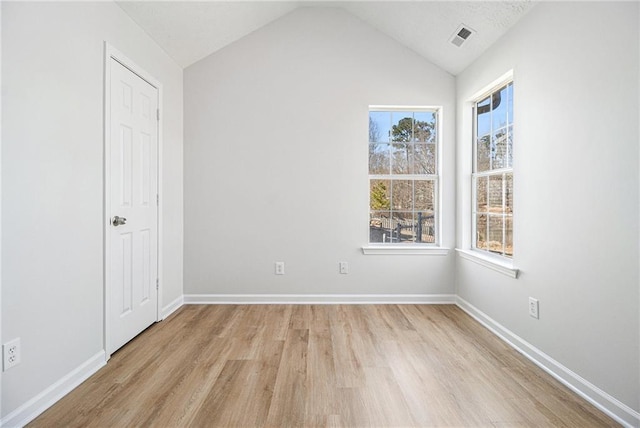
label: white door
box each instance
[107,57,159,354]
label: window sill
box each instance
[456,249,519,278]
[362,245,450,255]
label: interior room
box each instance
[2,0,639,426]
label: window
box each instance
[368,107,439,245]
[472,82,513,257]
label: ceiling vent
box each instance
[450,25,475,47]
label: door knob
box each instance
[112,216,127,226]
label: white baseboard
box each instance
[161,295,184,320]
[184,293,456,305]
[1,351,106,428]
[455,296,640,428]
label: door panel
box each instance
[109,58,158,354]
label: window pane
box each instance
[370,179,391,210]
[369,111,390,142]
[476,135,491,172]
[369,143,390,174]
[488,175,504,213]
[391,112,413,142]
[392,211,415,243]
[507,125,513,168]
[476,213,488,250]
[369,211,392,243]
[413,111,436,142]
[414,180,434,211]
[417,211,435,243]
[391,143,410,174]
[505,173,513,213]
[507,83,514,125]
[476,96,491,137]
[413,143,436,174]
[492,128,508,170]
[391,180,412,210]
[487,215,505,254]
[476,176,487,212]
[492,85,508,129]
[505,215,513,256]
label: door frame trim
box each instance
[103,42,163,358]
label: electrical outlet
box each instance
[528,297,539,319]
[3,338,21,371]
[275,262,285,275]
[339,261,349,274]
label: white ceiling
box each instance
[116,1,537,75]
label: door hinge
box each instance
[156,194,159,206]
[156,278,159,290]
[156,109,160,121]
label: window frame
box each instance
[470,77,515,262]
[364,105,445,253]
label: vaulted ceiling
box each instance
[116,1,537,75]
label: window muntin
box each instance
[369,108,439,244]
[472,82,513,257]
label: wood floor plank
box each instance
[265,328,309,426]
[28,304,620,428]
[361,366,417,427]
[329,307,367,388]
[305,306,339,423]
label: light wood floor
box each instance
[30,305,617,427]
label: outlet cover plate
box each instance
[528,297,539,319]
[3,338,21,371]
[339,261,349,274]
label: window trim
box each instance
[366,106,443,251]
[456,249,519,278]
[454,70,519,275]
[362,245,449,255]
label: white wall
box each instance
[1,1,183,419]
[456,1,639,421]
[4,0,636,425]
[184,7,456,298]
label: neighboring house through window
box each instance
[472,81,513,257]
[368,107,439,245]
